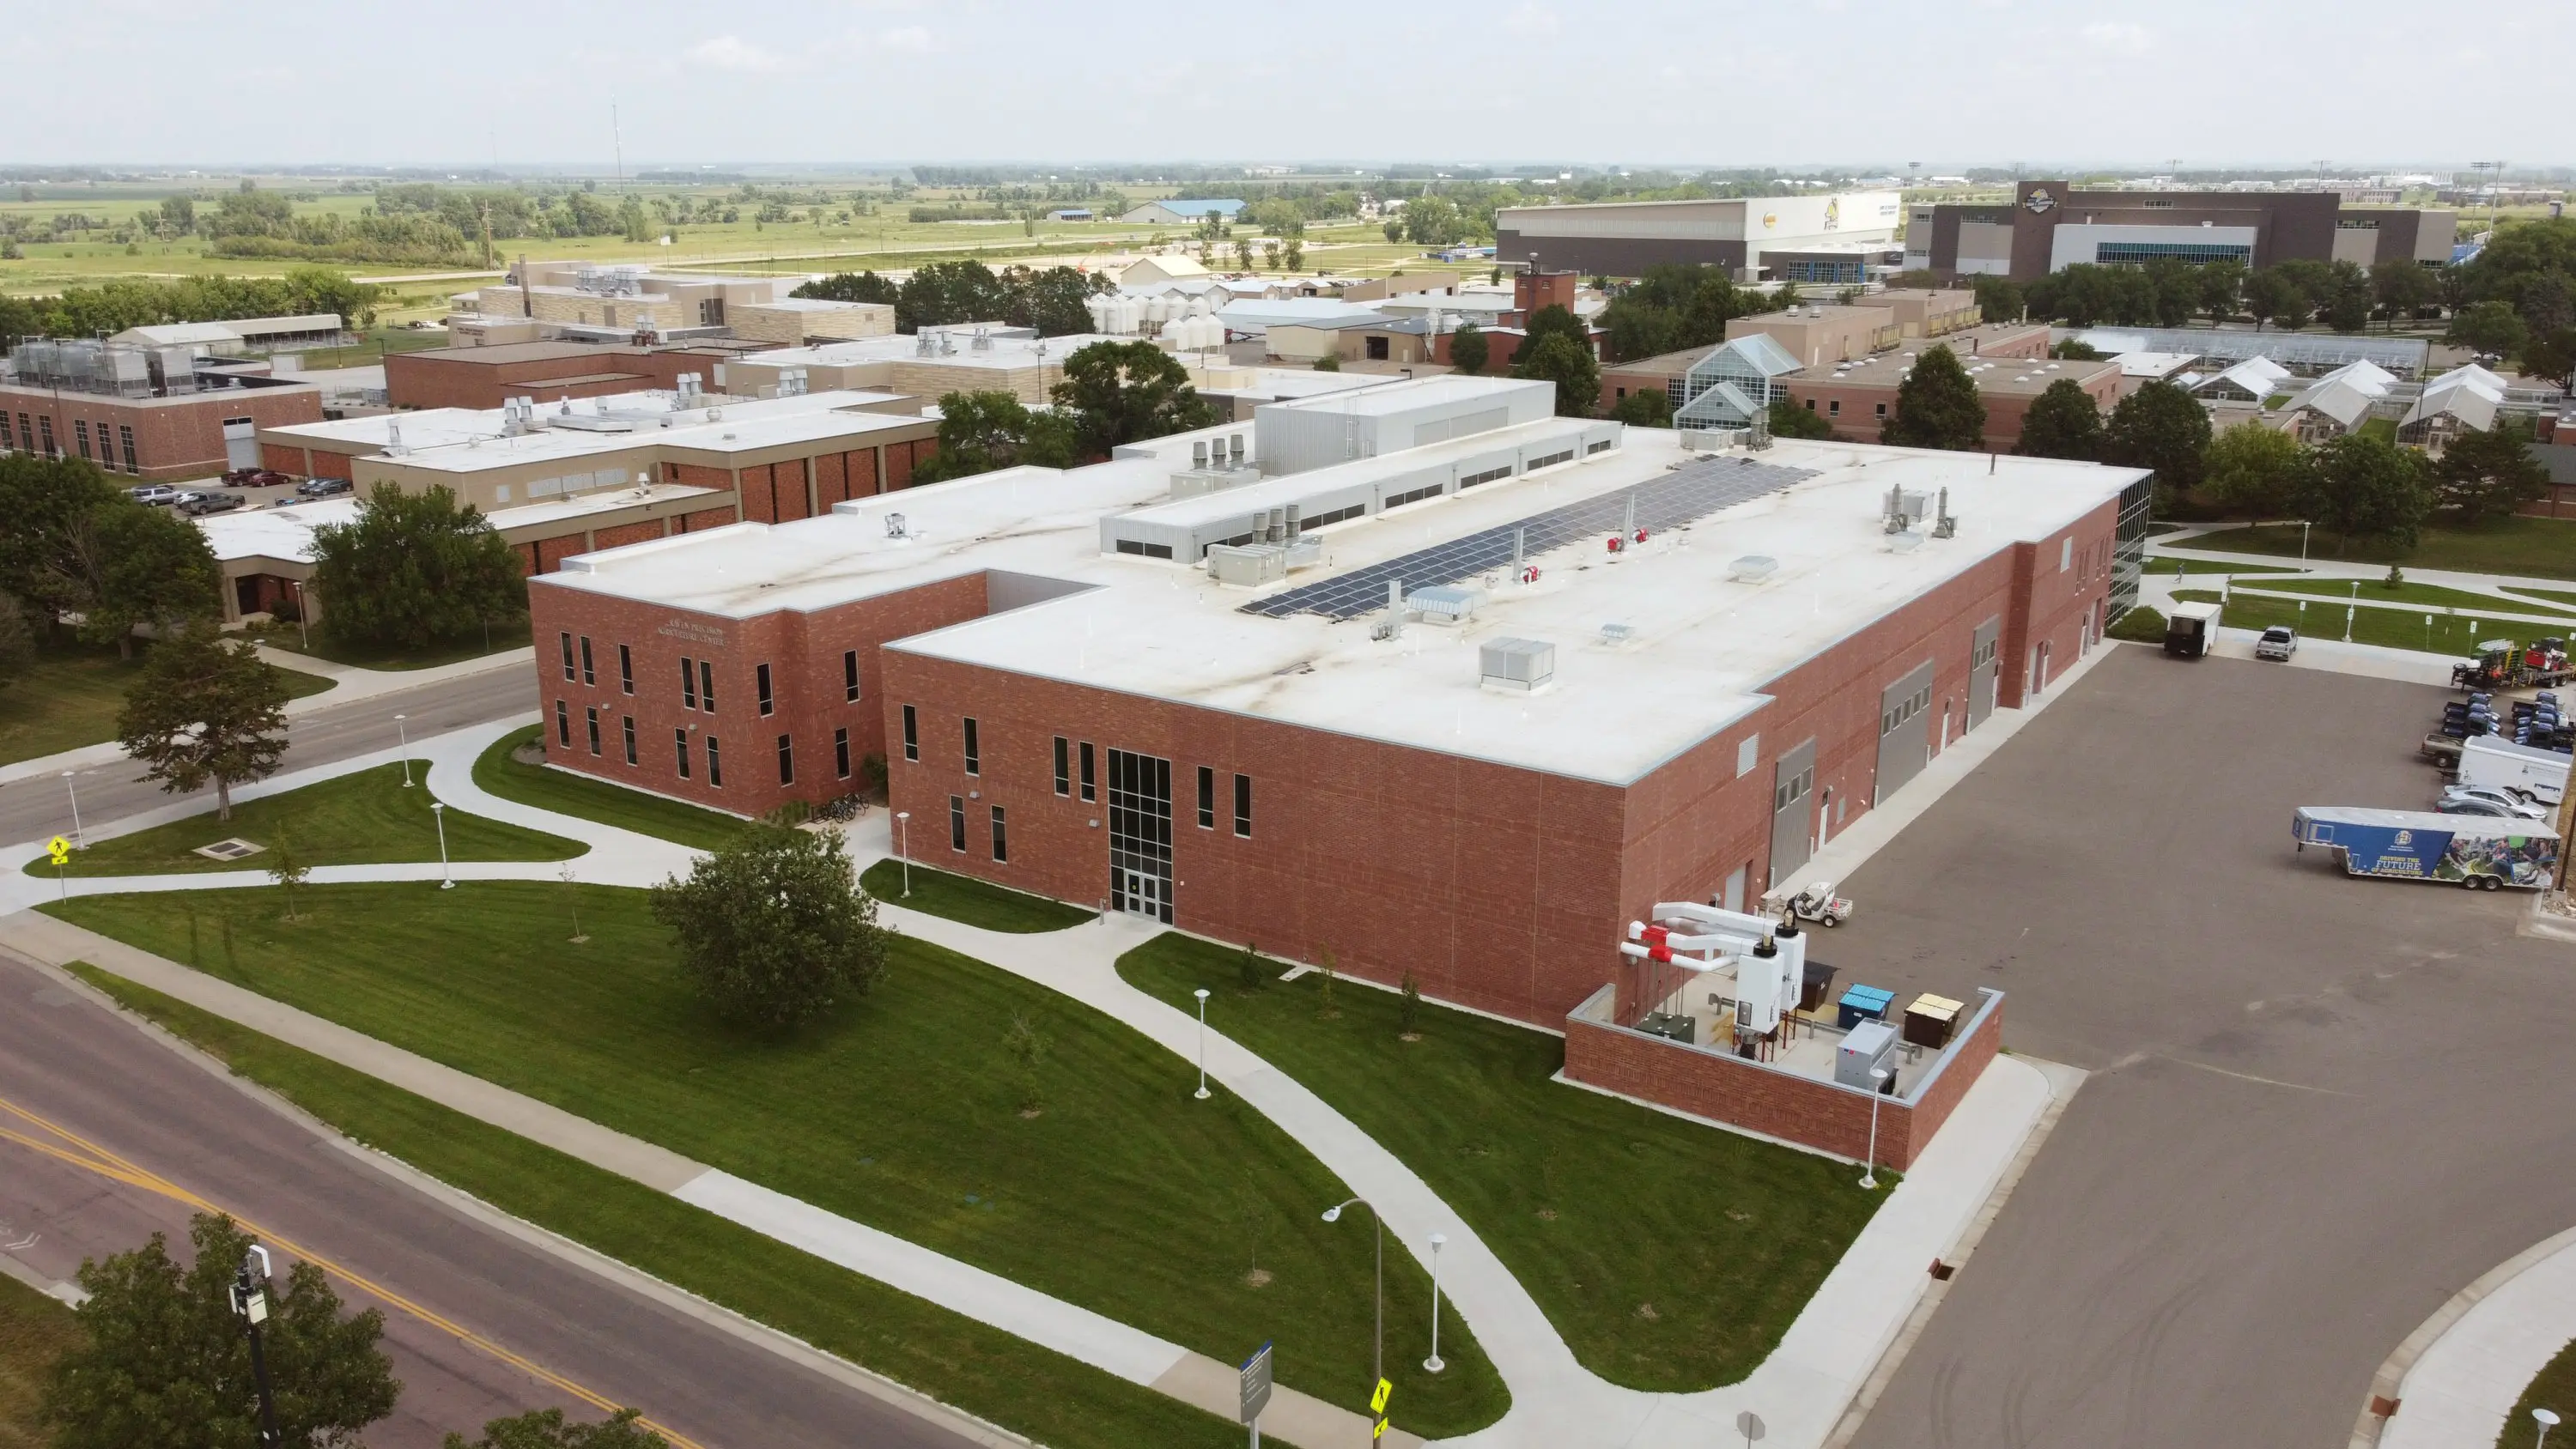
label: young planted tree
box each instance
[650,823,889,1028]
[2432,421,2552,524]
[266,822,310,919]
[1004,1013,1049,1117]
[1049,340,1218,458]
[1397,972,1424,1039]
[1512,332,1600,417]
[1880,344,1987,451]
[307,484,524,650]
[2202,421,2306,522]
[1447,321,1489,376]
[2014,379,2105,461]
[116,625,290,822]
[44,1213,398,1449]
[2103,380,2215,496]
[444,1407,667,1449]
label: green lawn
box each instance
[0,637,333,768]
[2507,587,2576,610]
[472,725,746,852]
[2172,589,2512,655]
[249,615,532,672]
[28,764,582,878]
[2228,578,2576,617]
[1115,934,1886,1392]
[2140,556,2306,577]
[0,1270,79,1449]
[47,884,1507,1438]
[2171,517,2576,580]
[2500,1333,2576,1448]
[860,859,1095,933]
[60,966,1249,1449]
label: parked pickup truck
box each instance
[2293,806,2559,890]
[2254,626,2299,661]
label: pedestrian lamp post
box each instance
[2538,1408,2562,1449]
[395,713,412,788]
[1193,988,1212,1100]
[894,810,912,897]
[1424,1232,1448,1373]
[60,771,83,848]
[1321,1198,1383,1391]
[1860,1066,1891,1189]
[288,579,309,651]
[2347,579,2360,644]
[232,1245,284,1447]
[2299,520,2313,564]
[429,802,453,889]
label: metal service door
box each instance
[1967,616,2002,731]
[1874,659,1936,806]
[222,416,258,472]
[1769,738,1817,891]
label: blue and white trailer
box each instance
[2292,807,2560,890]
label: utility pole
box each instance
[612,105,625,191]
[233,1246,283,1448]
[478,200,494,270]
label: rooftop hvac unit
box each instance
[1479,637,1555,693]
[1406,585,1481,625]
[1727,555,1780,583]
[1206,543,1287,588]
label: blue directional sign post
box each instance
[1238,1340,1273,1448]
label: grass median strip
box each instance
[58,963,1249,1449]
[2173,589,2535,656]
[2171,518,2576,580]
[1116,933,1886,1393]
[27,765,585,879]
[2229,577,2576,617]
[860,859,1096,933]
[471,725,747,853]
[46,883,1508,1438]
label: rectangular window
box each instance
[707,737,723,787]
[0,412,13,448]
[37,418,53,456]
[1079,742,1097,802]
[1233,773,1253,838]
[835,727,851,779]
[586,706,601,756]
[618,644,633,694]
[579,636,595,686]
[561,633,577,682]
[844,649,860,703]
[950,795,967,852]
[902,705,919,761]
[699,660,715,712]
[74,420,91,460]
[963,718,980,776]
[623,714,636,765]
[756,663,774,716]
[675,730,691,779]
[1197,766,1216,829]
[118,424,137,473]
[555,700,571,746]
[991,805,1009,863]
[1827,399,1841,417]
[777,733,794,785]
[680,657,698,709]
[1054,737,1071,795]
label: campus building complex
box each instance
[1907,182,2458,280]
[1494,192,1905,282]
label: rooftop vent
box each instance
[1406,585,1481,625]
[1479,637,1556,693]
[1728,555,1781,583]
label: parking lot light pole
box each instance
[395,714,412,787]
[1194,988,1212,1099]
[1861,1066,1891,1189]
[895,811,911,896]
[1424,1232,1448,1373]
[430,802,453,889]
[61,771,82,848]
[1322,1198,1382,1390]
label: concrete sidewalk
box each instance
[2375,1225,2576,1449]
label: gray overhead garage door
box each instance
[1769,737,1817,891]
[1967,615,2002,730]
[1874,658,1935,806]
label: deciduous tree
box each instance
[1446,321,1488,376]
[1880,344,1986,451]
[910,391,1079,482]
[72,500,221,657]
[0,454,124,632]
[444,1408,667,1449]
[2293,433,2433,549]
[1049,341,1218,458]
[0,592,32,689]
[2102,380,2214,494]
[2202,421,2306,521]
[2432,421,2551,524]
[115,624,289,822]
[2445,299,2529,358]
[1766,397,1837,440]
[307,484,524,650]
[1511,333,1599,417]
[2372,261,2439,330]
[1607,388,1672,427]
[2015,379,2105,461]
[650,824,889,1028]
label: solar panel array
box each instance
[1239,455,1820,621]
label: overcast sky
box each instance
[15,0,2566,173]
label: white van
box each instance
[2457,734,2568,808]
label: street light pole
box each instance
[1321,1198,1382,1392]
[430,802,453,889]
[894,810,911,896]
[233,1246,283,1447]
[1193,988,1212,1100]
[60,771,82,848]
[1861,1066,1891,1189]
[1424,1232,1447,1373]
[2300,520,2312,564]
[289,579,309,650]
[395,713,412,788]
[2536,1407,2561,1449]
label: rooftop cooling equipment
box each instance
[1727,555,1780,583]
[1479,637,1556,694]
[884,512,908,539]
[1406,585,1481,625]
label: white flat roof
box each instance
[538,402,2139,785]
[263,389,923,474]
[197,483,722,564]
[1260,373,1536,417]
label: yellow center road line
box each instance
[0,1094,710,1449]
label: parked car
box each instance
[2254,626,2299,661]
[127,483,179,507]
[2435,793,2552,822]
[222,467,261,486]
[174,490,243,517]
[250,470,292,488]
[295,476,354,499]
[2440,784,2551,815]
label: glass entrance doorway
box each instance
[1107,749,1175,925]
[1119,869,1162,919]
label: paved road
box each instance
[1839,646,2576,1448]
[0,666,533,848]
[0,946,984,1449]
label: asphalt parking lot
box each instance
[1838,643,2576,1449]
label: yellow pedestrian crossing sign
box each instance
[46,837,70,866]
[1370,1378,1393,1439]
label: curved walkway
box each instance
[2376,1225,2576,1449]
[0,719,2060,1449]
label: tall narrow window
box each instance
[675,730,691,779]
[586,706,601,756]
[707,737,723,787]
[1196,767,1215,829]
[699,660,716,712]
[118,424,136,473]
[579,637,595,686]
[555,700,571,746]
[756,663,774,716]
[963,718,980,776]
[74,420,90,460]
[1079,742,1097,802]
[949,795,967,852]
[680,657,698,709]
[622,715,636,765]
[844,650,860,703]
[561,633,577,682]
[777,733,794,785]
[36,418,52,456]
[1053,737,1071,796]
[991,806,1008,863]
[835,727,851,779]
[0,412,14,448]
[618,644,633,694]
[1233,773,1253,838]
[902,705,919,761]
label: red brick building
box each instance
[0,377,322,482]
[383,340,762,412]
